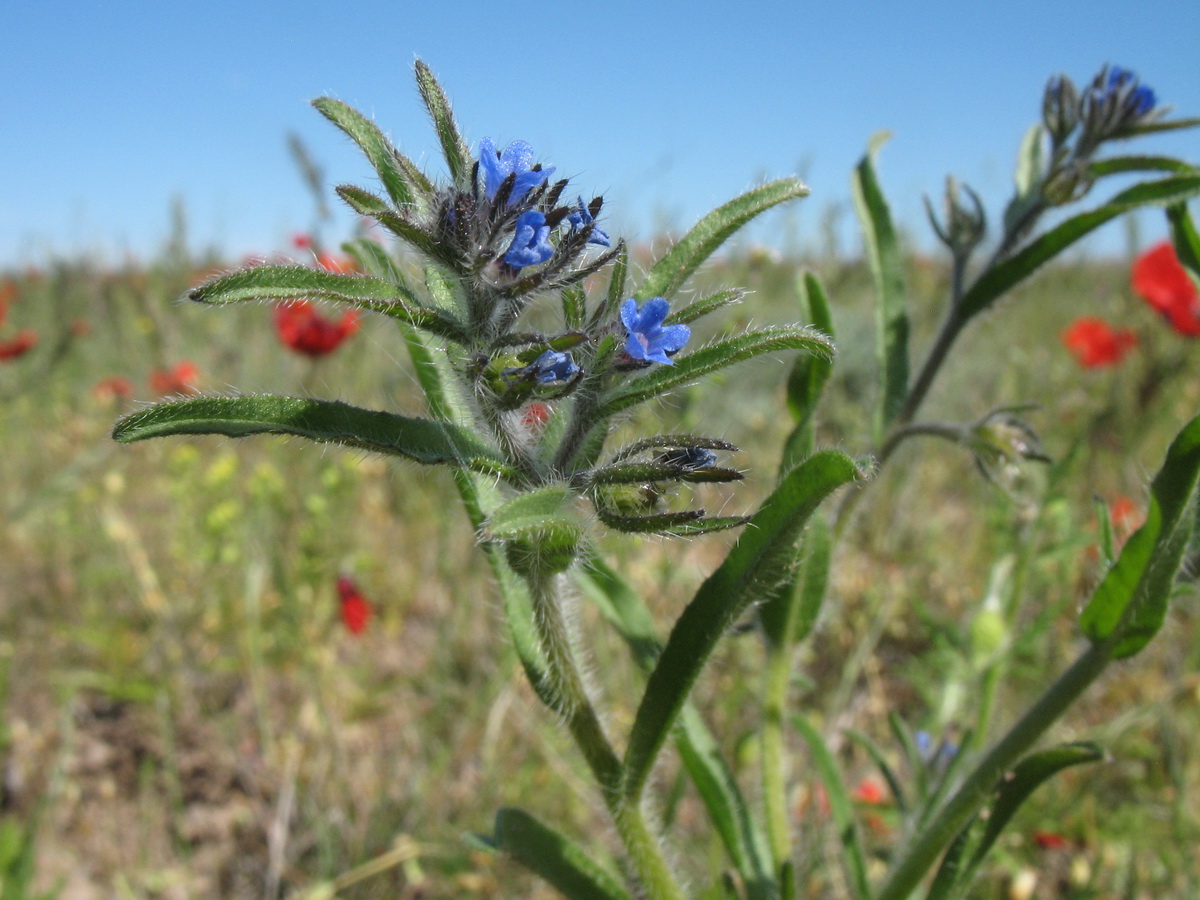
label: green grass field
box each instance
[2,242,1198,898]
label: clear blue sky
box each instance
[3,0,1198,267]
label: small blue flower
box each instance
[504,210,555,269]
[1105,65,1156,117]
[566,197,611,247]
[658,447,717,470]
[502,350,579,385]
[478,137,554,206]
[620,297,690,366]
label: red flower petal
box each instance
[274,300,359,357]
[1132,242,1200,336]
[1060,317,1137,368]
[337,576,372,636]
[0,330,38,361]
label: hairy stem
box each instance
[761,645,793,872]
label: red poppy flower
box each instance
[337,576,372,635]
[852,777,887,805]
[150,361,200,396]
[316,253,356,274]
[274,300,360,357]
[1032,830,1070,850]
[1132,242,1200,336]
[0,330,37,361]
[1060,317,1137,368]
[93,376,135,403]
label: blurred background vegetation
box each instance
[2,213,1198,898]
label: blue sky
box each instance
[3,0,1198,267]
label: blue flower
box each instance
[620,297,690,365]
[502,350,579,385]
[504,211,555,269]
[479,137,554,206]
[658,447,717,470]
[566,197,611,247]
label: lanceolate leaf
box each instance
[599,328,834,419]
[113,396,513,477]
[341,237,413,293]
[757,513,832,648]
[576,558,777,900]
[664,289,745,326]
[781,271,835,470]
[1166,204,1200,280]
[187,265,468,343]
[311,96,433,210]
[491,808,634,900]
[960,743,1103,881]
[622,452,864,801]
[959,175,1200,322]
[414,59,472,187]
[1089,155,1200,178]
[634,179,809,303]
[851,133,909,441]
[1081,411,1200,658]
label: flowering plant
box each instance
[112,61,1200,899]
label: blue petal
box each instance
[657,324,691,354]
[636,297,671,330]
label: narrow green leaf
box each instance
[311,96,432,210]
[187,264,468,343]
[595,506,748,536]
[843,727,908,814]
[369,206,463,271]
[587,462,743,485]
[336,183,393,217]
[664,289,745,326]
[791,714,872,900]
[1081,412,1200,657]
[576,559,777,900]
[635,179,809,303]
[1013,124,1048,199]
[851,134,908,441]
[599,328,834,419]
[1089,155,1199,178]
[113,396,513,477]
[758,513,832,650]
[622,452,864,801]
[780,272,835,471]
[959,175,1200,321]
[1167,204,1200,280]
[924,818,976,900]
[492,808,634,900]
[1112,116,1200,138]
[963,743,1103,878]
[414,59,472,186]
[562,285,587,330]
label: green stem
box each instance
[875,640,1112,900]
[761,646,793,872]
[527,575,686,900]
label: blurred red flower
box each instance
[317,253,356,274]
[0,330,38,361]
[852,777,887,805]
[94,376,135,403]
[150,361,200,396]
[274,300,359,358]
[520,401,552,429]
[1132,242,1200,336]
[292,232,313,249]
[337,576,372,635]
[1032,830,1070,850]
[1060,317,1137,368]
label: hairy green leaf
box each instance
[852,133,908,441]
[113,395,512,477]
[414,59,472,186]
[635,179,809,302]
[1167,203,1200,281]
[959,175,1200,321]
[1081,412,1200,657]
[780,271,835,470]
[599,327,834,419]
[187,264,467,343]
[622,452,863,801]
[311,97,433,211]
[664,289,745,326]
[491,808,634,900]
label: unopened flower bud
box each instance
[1042,74,1079,146]
[925,177,986,256]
